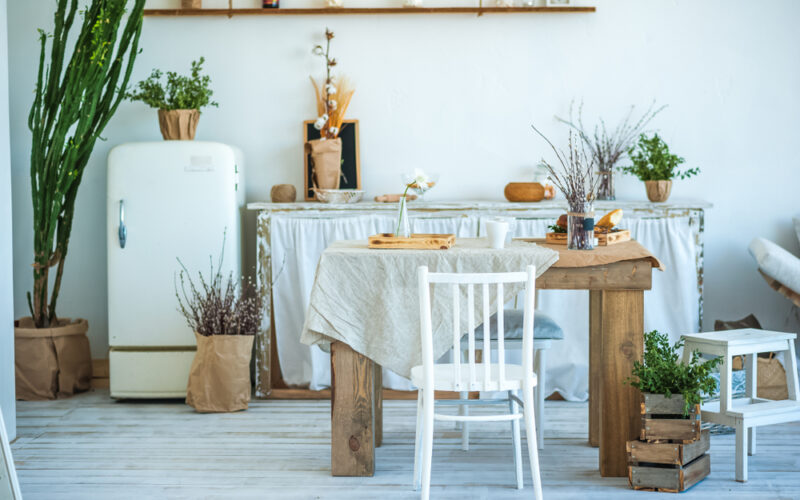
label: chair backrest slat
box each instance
[482,282,491,387]
[417,266,536,393]
[451,283,461,391]
[467,284,477,388]
[497,281,505,387]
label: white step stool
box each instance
[681,329,800,482]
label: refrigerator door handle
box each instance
[118,200,127,249]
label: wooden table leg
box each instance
[374,363,383,447]
[595,289,644,477]
[588,290,602,448]
[331,341,376,476]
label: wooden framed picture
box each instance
[0,410,22,500]
[303,120,361,201]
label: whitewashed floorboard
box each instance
[10,390,800,499]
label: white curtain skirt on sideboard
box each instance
[270,213,700,401]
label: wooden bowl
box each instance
[504,182,546,202]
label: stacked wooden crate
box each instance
[627,393,710,493]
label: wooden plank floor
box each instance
[11,390,800,499]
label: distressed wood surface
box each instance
[597,290,644,477]
[331,342,376,476]
[254,211,273,398]
[641,409,701,443]
[144,6,597,16]
[12,392,800,499]
[588,291,601,448]
[642,393,687,416]
[536,261,652,290]
[545,230,631,246]
[629,454,710,493]
[628,429,710,466]
[367,233,455,250]
[374,363,383,448]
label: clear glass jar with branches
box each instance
[532,126,600,250]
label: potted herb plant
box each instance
[628,330,721,417]
[619,133,699,203]
[176,246,261,413]
[307,28,355,195]
[126,57,218,140]
[16,0,145,401]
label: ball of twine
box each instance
[271,184,297,203]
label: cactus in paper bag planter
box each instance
[17,0,145,400]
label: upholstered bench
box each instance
[459,309,564,450]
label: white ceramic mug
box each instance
[485,219,510,249]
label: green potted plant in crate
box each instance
[176,245,261,413]
[628,330,721,441]
[126,57,218,140]
[15,0,145,400]
[619,133,699,202]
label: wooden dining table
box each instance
[321,239,661,479]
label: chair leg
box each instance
[735,421,748,482]
[421,389,435,500]
[534,348,546,450]
[748,427,756,456]
[413,391,423,490]
[509,390,523,489]
[523,382,543,500]
[460,391,469,451]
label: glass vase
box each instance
[567,202,595,250]
[596,168,615,201]
[395,195,411,238]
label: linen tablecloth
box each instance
[300,238,559,378]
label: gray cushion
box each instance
[473,309,564,341]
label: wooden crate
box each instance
[628,428,709,466]
[545,229,630,246]
[640,393,701,443]
[368,233,455,250]
[628,453,710,493]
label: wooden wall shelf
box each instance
[143,6,596,16]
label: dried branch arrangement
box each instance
[556,101,665,199]
[175,240,262,337]
[310,28,355,139]
[531,125,599,207]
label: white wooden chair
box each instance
[412,265,543,500]
[682,329,800,482]
[458,309,563,451]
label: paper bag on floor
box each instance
[186,332,254,413]
[14,317,92,400]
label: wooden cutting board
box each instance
[545,229,631,246]
[368,233,455,250]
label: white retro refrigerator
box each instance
[107,142,243,398]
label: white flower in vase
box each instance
[410,168,432,193]
[327,99,338,111]
[326,83,337,95]
[329,126,339,136]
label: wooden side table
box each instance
[681,329,800,482]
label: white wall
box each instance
[7,0,800,359]
[1,0,16,440]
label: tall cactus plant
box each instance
[27,0,146,327]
